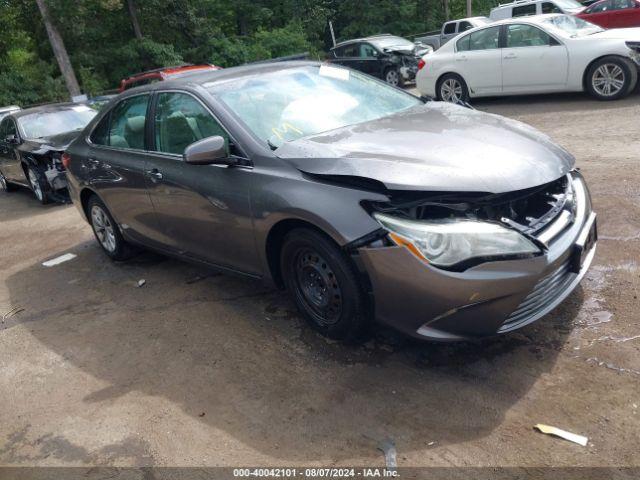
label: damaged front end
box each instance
[21,148,70,203]
[351,171,596,339]
[386,45,432,83]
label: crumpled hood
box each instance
[589,27,640,41]
[21,130,82,154]
[275,102,575,193]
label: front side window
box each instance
[506,24,553,47]
[154,92,229,155]
[457,34,471,52]
[207,65,421,148]
[3,119,17,139]
[360,43,378,58]
[18,106,96,139]
[458,21,473,32]
[513,4,538,16]
[108,95,149,150]
[90,113,110,145]
[468,26,501,50]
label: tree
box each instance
[35,0,81,98]
[126,0,143,39]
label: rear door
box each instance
[582,0,615,27]
[608,0,640,27]
[501,23,569,93]
[330,44,361,72]
[86,94,159,245]
[144,90,258,274]
[455,26,503,95]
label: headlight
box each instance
[373,212,540,268]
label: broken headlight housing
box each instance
[373,212,540,268]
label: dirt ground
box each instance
[1,92,639,471]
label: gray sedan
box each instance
[64,61,597,341]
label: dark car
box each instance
[329,34,433,87]
[64,62,596,342]
[0,103,97,203]
[119,64,220,92]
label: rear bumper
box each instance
[359,173,596,340]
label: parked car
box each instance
[416,14,640,102]
[490,0,584,19]
[329,34,433,86]
[0,103,96,203]
[84,94,117,111]
[416,17,493,51]
[576,0,640,28]
[65,62,596,342]
[119,64,220,92]
[0,105,20,122]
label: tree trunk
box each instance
[444,0,450,20]
[35,0,81,99]
[466,0,473,17]
[126,0,143,39]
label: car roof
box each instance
[119,60,324,95]
[8,102,89,120]
[332,34,408,49]
[0,105,20,113]
[458,13,565,31]
[122,64,217,82]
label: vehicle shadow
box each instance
[4,242,581,464]
[0,186,67,222]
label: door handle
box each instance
[85,158,100,168]
[146,169,163,182]
[504,53,517,60]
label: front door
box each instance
[455,26,503,95]
[144,91,258,274]
[0,118,23,182]
[501,24,569,93]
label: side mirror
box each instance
[183,135,233,166]
[5,134,19,145]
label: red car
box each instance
[118,64,220,92]
[576,0,640,28]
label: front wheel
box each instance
[384,68,403,88]
[437,73,469,104]
[280,228,369,341]
[586,56,637,101]
[87,195,135,261]
[0,170,16,193]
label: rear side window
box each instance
[443,23,456,34]
[541,2,562,12]
[587,0,611,12]
[468,26,501,50]
[90,113,110,145]
[513,4,538,16]
[611,0,635,9]
[154,92,229,155]
[108,95,149,150]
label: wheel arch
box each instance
[582,54,633,92]
[435,71,468,96]
[79,187,100,222]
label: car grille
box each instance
[499,258,575,332]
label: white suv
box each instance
[490,0,584,20]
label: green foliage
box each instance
[0,0,499,106]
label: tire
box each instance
[384,68,402,88]
[436,73,469,104]
[280,228,369,341]
[0,170,16,192]
[585,56,636,101]
[26,165,49,204]
[87,195,135,261]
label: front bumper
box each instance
[359,173,596,340]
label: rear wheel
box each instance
[87,195,135,261]
[437,73,469,104]
[586,56,636,101]
[26,165,49,204]
[280,228,369,341]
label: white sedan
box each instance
[416,14,640,102]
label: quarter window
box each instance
[468,26,501,50]
[154,92,229,156]
[506,24,553,47]
[513,4,538,16]
[108,95,149,150]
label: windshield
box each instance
[370,36,415,50]
[207,65,421,148]
[553,0,583,10]
[19,106,97,139]
[543,15,603,37]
